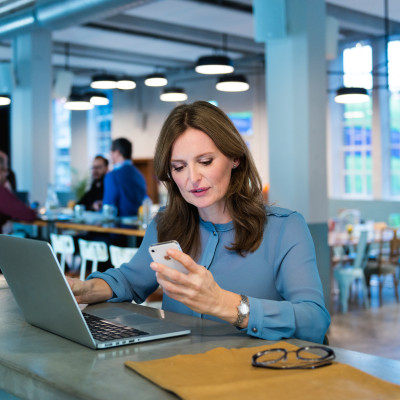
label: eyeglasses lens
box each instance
[256,349,286,365]
[297,346,330,361]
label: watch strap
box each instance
[233,294,250,327]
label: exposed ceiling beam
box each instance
[327,3,400,40]
[87,14,263,55]
[52,41,193,71]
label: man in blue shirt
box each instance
[103,138,147,217]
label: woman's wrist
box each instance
[85,278,113,304]
[214,290,249,328]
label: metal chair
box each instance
[364,228,399,306]
[50,233,75,274]
[109,245,138,268]
[333,231,370,313]
[78,239,109,281]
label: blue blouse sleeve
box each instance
[245,211,330,344]
[88,219,159,303]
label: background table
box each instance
[1,287,400,400]
[55,221,146,237]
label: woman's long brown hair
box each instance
[154,101,266,259]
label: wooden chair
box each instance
[364,228,399,306]
[109,245,138,268]
[78,239,109,281]
[389,229,400,267]
[333,231,370,313]
[50,233,75,274]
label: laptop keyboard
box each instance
[83,312,149,342]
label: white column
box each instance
[264,0,327,223]
[371,39,390,198]
[70,111,90,184]
[254,0,330,309]
[11,29,52,205]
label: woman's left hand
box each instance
[150,248,238,321]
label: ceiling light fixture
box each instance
[195,55,234,75]
[0,95,11,106]
[116,76,136,90]
[86,91,110,106]
[334,87,369,104]
[90,74,117,89]
[160,87,188,102]
[144,73,168,87]
[216,75,250,92]
[64,93,94,110]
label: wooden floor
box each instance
[329,278,400,360]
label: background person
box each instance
[102,138,147,217]
[0,153,36,233]
[77,155,109,211]
[0,150,16,192]
[68,101,330,344]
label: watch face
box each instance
[239,302,249,315]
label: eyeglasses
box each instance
[252,346,335,370]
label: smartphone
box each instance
[148,240,188,274]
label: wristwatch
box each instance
[233,294,250,327]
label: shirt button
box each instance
[213,231,217,236]
[252,327,258,333]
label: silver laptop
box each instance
[0,235,190,349]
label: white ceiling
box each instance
[0,0,399,87]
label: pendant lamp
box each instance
[144,73,168,87]
[86,91,110,106]
[0,95,11,106]
[334,87,369,104]
[90,74,117,90]
[216,75,249,92]
[64,94,94,110]
[116,77,136,90]
[195,55,234,75]
[160,87,188,102]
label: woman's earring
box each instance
[232,163,238,169]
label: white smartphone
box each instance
[148,240,188,274]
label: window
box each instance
[52,99,71,191]
[228,111,253,136]
[388,41,400,197]
[339,43,373,198]
[88,90,113,158]
[341,101,372,196]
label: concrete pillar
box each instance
[254,0,331,309]
[11,29,52,205]
[70,110,90,192]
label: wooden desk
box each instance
[0,287,400,399]
[55,221,146,237]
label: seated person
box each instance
[77,155,109,211]
[0,154,36,232]
[68,101,330,343]
[102,138,147,217]
[0,150,17,192]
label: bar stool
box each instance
[78,239,109,281]
[50,233,75,274]
[109,245,138,268]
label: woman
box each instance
[69,101,330,343]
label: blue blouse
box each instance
[89,206,330,343]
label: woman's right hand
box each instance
[66,277,113,304]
